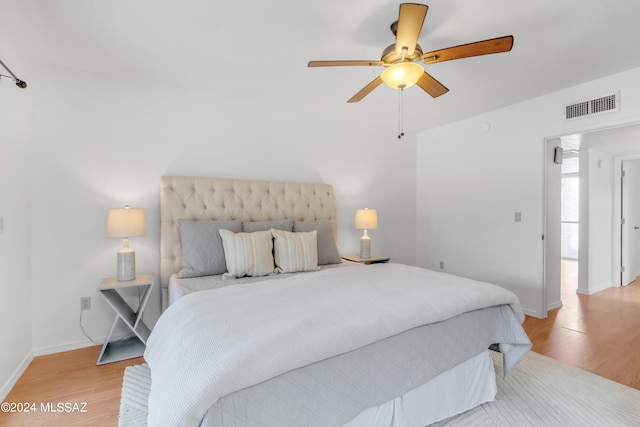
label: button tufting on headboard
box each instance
[159,176,337,310]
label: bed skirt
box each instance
[120,350,495,427]
[344,350,496,427]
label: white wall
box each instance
[579,148,614,294]
[0,53,33,399]
[27,63,417,353]
[416,66,640,317]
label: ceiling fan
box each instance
[308,3,513,103]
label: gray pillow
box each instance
[242,219,294,232]
[293,221,342,265]
[177,219,242,278]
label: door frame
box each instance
[543,120,640,318]
[614,156,640,286]
[543,139,563,316]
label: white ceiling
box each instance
[3,0,640,132]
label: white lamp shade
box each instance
[380,62,424,89]
[355,208,378,230]
[106,206,146,238]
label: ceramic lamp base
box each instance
[117,251,136,281]
[359,237,371,259]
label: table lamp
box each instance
[106,205,146,281]
[355,208,378,259]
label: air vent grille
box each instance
[566,102,589,119]
[591,94,617,114]
[565,92,619,120]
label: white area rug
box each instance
[119,351,640,426]
[433,351,640,426]
[119,363,151,427]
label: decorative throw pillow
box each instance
[242,219,294,232]
[271,228,320,273]
[218,229,275,279]
[293,221,342,265]
[177,219,242,278]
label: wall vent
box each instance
[564,92,620,120]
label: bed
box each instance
[145,176,532,427]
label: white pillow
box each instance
[271,229,320,273]
[218,229,274,279]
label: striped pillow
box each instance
[218,229,274,279]
[271,229,320,273]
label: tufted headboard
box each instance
[160,176,337,309]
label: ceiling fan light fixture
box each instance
[380,62,423,89]
[308,3,513,102]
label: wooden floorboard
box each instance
[522,259,640,390]
[1,346,143,426]
[2,261,639,425]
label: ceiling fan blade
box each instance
[422,35,514,64]
[395,3,428,55]
[347,76,384,103]
[416,71,449,98]
[308,60,384,67]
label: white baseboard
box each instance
[33,332,130,357]
[521,306,545,318]
[33,338,102,357]
[0,350,34,402]
[546,300,563,312]
[576,282,613,296]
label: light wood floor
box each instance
[523,259,640,390]
[1,346,143,426]
[2,263,639,426]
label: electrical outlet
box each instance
[80,296,91,310]
[439,261,445,270]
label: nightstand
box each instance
[342,255,390,264]
[96,274,154,365]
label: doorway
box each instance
[560,150,579,295]
[543,139,580,313]
[544,122,640,317]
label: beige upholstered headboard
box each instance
[160,176,337,309]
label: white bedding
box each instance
[168,261,354,305]
[145,263,526,427]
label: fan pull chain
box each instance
[398,48,406,139]
[398,87,405,139]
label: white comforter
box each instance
[145,263,525,427]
